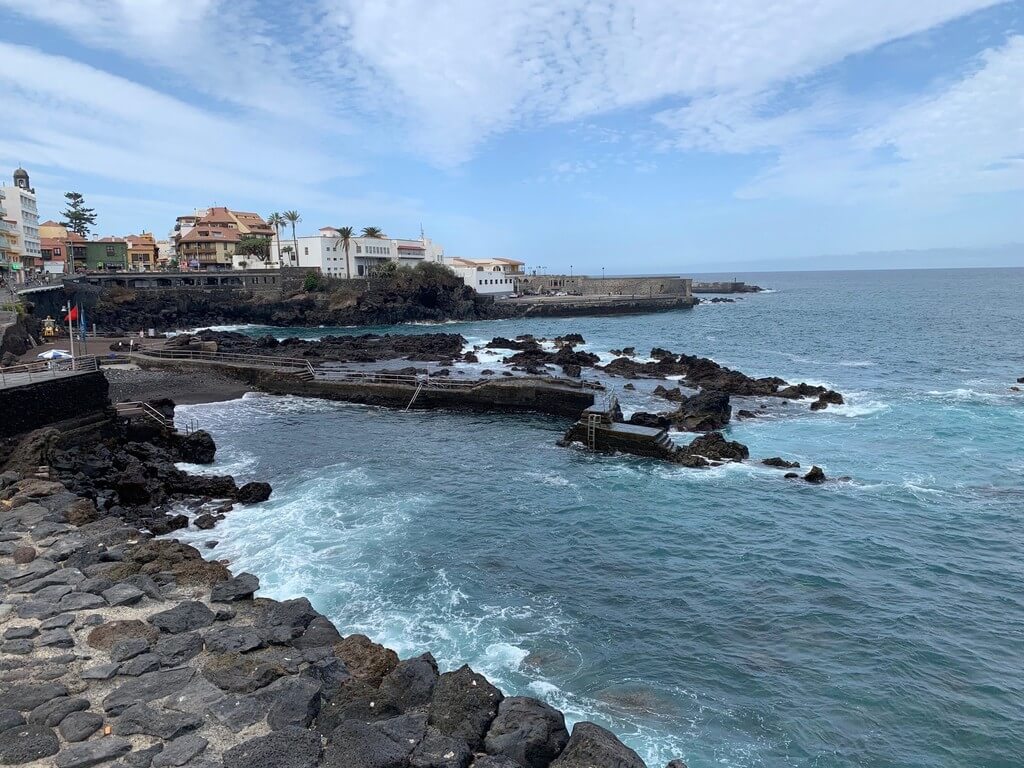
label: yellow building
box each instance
[126,232,159,271]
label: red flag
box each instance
[67,305,79,322]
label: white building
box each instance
[444,257,524,297]
[0,168,40,282]
[272,228,445,278]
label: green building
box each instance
[80,238,128,271]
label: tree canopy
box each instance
[61,192,97,237]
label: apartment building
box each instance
[271,228,446,278]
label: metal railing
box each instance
[113,401,174,429]
[134,346,606,394]
[0,355,99,387]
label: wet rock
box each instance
[484,696,570,768]
[324,719,411,768]
[112,703,203,740]
[762,457,800,469]
[626,412,671,430]
[28,696,89,726]
[665,760,688,768]
[784,472,799,479]
[151,734,208,767]
[236,482,272,504]
[0,724,60,764]
[428,665,504,751]
[222,727,323,768]
[736,409,757,419]
[682,432,749,462]
[550,721,646,768]
[670,391,731,432]
[335,634,399,688]
[193,514,216,530]
[211,572,259,602]
[148,601,215,633]
[102,668,195,715]
[804,466,827,484]
[12,546,36,564]
[6,682,68,711]
[57,711,103,743]
[379,654,439,713]
[177,430,216,464]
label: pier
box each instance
[129,347,602,418]
[560,394,686,461]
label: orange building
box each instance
[126,232,159,271]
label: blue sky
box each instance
[0,0,1022,273]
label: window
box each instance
[356,245,362,253]
[357,264,365,276]
[105,245,114,256]
[304,247,309,255]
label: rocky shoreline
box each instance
[0,410,676,768]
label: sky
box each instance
[0,0,1022,273]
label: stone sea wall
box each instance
[0,419,678,768]
[0,373,109,439]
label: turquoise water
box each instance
[175,269,1024,768]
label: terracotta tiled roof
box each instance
[199,207,237,225]
[179,227,240,243]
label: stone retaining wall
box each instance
[0,373,109,439]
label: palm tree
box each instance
[283,210,301,266]
[335,226,355,279]
[360,226,384,238]
[267,212,285,266]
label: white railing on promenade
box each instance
[0,355,98,387]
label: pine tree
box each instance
[61,192,97,237]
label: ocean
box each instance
[174,268,1024,768]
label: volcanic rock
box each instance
[428,664,503,751]
[550,721,646,768]
[484,696,570,768]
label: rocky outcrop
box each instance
[681,432,749,463]
[174,329,467,365]
[669,391,731,432]
[0,422,679,768]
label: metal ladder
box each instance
[586,412,600,449]
[404,380,425,412]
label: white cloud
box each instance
[0,43,352,199]
[732,35,1024,201]
[0,0,332,122]
[316,0,1002,163]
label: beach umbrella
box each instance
[37,349,72,360]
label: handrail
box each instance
[114,401,174,429]
[0,355,98,386]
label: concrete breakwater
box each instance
[0,412,677,768]
[691,281,762,294]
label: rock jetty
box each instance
[0,413,679,768]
